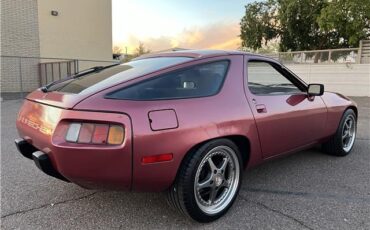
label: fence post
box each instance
[51,62,54,82]
[74,59,79,73]
[58,62,62,80]
[301,52,303,63]
[357,40,363,64]
[328,50,332,63]
[19,57,24,98]
[73,60,76,74]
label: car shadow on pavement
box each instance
[54,144,367,229]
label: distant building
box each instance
[1,0,113,95]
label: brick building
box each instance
[1,0,113,96]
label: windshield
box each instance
[47,57,193,94]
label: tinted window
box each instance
[106,61,229,100]
[247,61,302,95]
[48,57,192,94]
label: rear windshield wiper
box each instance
[41,63,120,93]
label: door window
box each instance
[247,61,302,95]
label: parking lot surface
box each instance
[1,97,369,229]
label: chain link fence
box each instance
[1,56,118,100]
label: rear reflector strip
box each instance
[141,153,173,164]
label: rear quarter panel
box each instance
[17,100,133,190]
[75,55,262,191]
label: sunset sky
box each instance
[112,0,253,53]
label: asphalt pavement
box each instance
[1,97,369,229]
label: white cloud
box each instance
[115,21,241,53]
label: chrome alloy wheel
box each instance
[194,146,240,215]
[342,114,356,152]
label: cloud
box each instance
[116,21,241,53]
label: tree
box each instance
[278,0,333,52]
[317,0,370,47]
[122,42,151,62]
[240,0,279,50]
[112,46,123,55]
[240,0,370,52]
[134,42,151,57]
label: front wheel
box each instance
[322,109,357,156]
[167,139,242,222]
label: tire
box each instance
[167,138,243,222]
[322,109,357,156]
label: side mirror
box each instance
[307,84,324,96]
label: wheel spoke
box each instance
[209,186,218,204]
[220,157,228,172]
[197,176,213,190]
[348,120,353,129]
[208,158,217,172]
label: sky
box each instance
[112,0,253,54]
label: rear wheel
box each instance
[322,109,357,156]
[167,139,242,222]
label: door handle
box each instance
[256,104,267,113]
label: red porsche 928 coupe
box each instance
[15,50,357,222]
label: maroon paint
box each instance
[16,51,357,192]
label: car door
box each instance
[244,56,327,159]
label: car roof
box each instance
[135,49,259,60]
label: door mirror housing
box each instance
[307,84,324,96]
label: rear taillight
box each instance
[65,122,124,145]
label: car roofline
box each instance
[133,49,258,60]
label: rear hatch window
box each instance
[47,57,193,95]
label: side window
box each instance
[247,61,302,95]
[106,61,229,100]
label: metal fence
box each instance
[1,55,118,100]
[240,48,362,64]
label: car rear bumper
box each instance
[16,100,133,190]
[15,138,69,182]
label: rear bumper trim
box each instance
[15,138,69,182]
[32,151,69,182]
[15,138,37,160]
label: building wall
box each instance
[1,0,113,94]
[1,0,41,93]
[37,0,112,62]
[287,64,370,97]
[1,0,40,57]
[244,63,370,97]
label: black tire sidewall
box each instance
[179,139,243,222]
[335,109,357,155]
